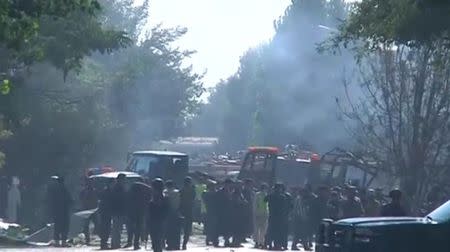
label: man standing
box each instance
[98,180,114,250]
[280,184,293,250]
[216,179,234,247]
[180,176,196,250]
[342,186,365,218]
[7,176,21,223]
[231,182,247,247]
[110,173,127,249]
[48,176,73,247]
[79,179,98,245]
[242,179,255,239]
[127,181,152,250]
[0,176,8,219]
[165,180,181,250]
[254,183,269,249]
[365,189,381,217]
[380,189,407,217]
[203,181,218,246]
[300,185,316,251]
[265,183,288,250]
[148,178,169,252]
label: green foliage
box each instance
[327,0,450,51]
[0,1,203,216]
[37,12,131,78]
[0,0,101,50]
[1,79,10,95]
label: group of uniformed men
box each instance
[50,173,407,251]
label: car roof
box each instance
[133,150,187,157]
[89,171,142,179]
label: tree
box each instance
[328,0,450,207]
[327,0,450,52]
[339,41,450,209]
[0,0,101,50]
[194,0,351,151]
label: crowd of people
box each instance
[45,173,410,251]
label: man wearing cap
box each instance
[203,181,218,246]
[148,178,169,252]
[254,183,269,249]
[342,186,365,218]
[265,183,289,250]
[216,178,234,247]
[48,176,73,247]
[126,180,152,250]
[380,189,407,217]
[365,189,381,217]
[179,176,196,250]
[110,173,127,249]
[164,180,181,250]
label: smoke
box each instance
[191,0,357,153]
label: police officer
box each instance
[148,178,169,252]
[342,186,365,218]
[254,183,269,249]
[127,181,152,250]
[380,189,407,217]
[98,179,114,250]
[265,183,288,250]
[180,176,196,250]
[242,179,255,239]
[231,181,247,247]
[216,179,234,247]
[165,180,181,250]
[365,189,381,217]
[48,176,73,247]
[79,179,98,245]
[110,173,127,249]
[202,181,218,246]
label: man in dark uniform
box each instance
[127,181,152,250]
[179,176,196,250]
[202,181,218,246]
[265,183,288,250]
[281,184,293,250]
[79,179,98,245]
[380,189,407,217]
[0,176,8,219]
[148,178,169,252]
[216,179,234,247]
[98,179,114,250]
[110,173,127,249]
[165,180,181,250]
[242,179,255,239]
[48,176,73,247]
[231,181,247,247]
[342,186,365,218]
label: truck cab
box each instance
[237,146,321,187]
[126,150,189,186]
[316,200,450,252]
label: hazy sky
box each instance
[147,0,291,87]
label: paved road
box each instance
[2,238,315,252]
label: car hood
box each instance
[335,217,433,226]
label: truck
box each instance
[316,200,450,252]
[237,146,321,187]
[126,150,189,186]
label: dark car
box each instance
[316,200,450,252]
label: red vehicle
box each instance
[237,146,321,187]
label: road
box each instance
[2,236,315,251]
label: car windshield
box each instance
[133,155,162,175]
[427,200,450,222]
